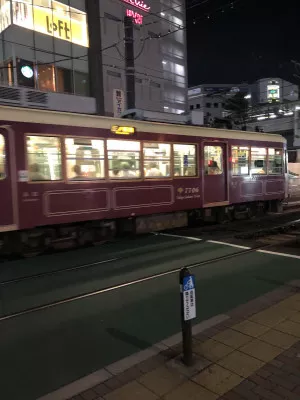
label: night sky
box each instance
[186,0,299,86]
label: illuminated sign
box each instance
[12,0,88,47]
[0,1,11,34]
[126,9,143,24]
[267,84,280,101]
[21,65,34,78]
[111,126,136,135]
[121,0,150,12]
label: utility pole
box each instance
[124,16,135,109]
[86,0,105,115]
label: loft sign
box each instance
[46,16,70,40]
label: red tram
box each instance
[0,106,287,255]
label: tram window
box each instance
[204,146,223,175]
[250,147,267,174]
[65,138,105,180]
[173,144,196,177]
[0,134,5,179]
[107,140,141,179]
[232,146,249,175]
[27,136,62,181]
[143,143,171,178]
[268,148,283,175]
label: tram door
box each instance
[0,128,16,230]
[203,142,228,205]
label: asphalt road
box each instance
[1,231,300,400]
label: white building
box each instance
[250,78,298,105]
[0,0,187,116]
[188,83,249,123]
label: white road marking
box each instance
[152,232,202,241]
[207,240,251,249]
[257,250,300,259]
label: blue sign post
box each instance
[180,267,196,366]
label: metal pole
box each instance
[179,267,194,366]
[124,16,135,109]
[85,0,105,115]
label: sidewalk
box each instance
[42,281,300,400]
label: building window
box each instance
[268,148,283,175]
[0,134,5,179]
[27,136,62,181]
[204,145,223,175]
[65,138,105,180]
[190,105,194,110]
[74,71,89,96]
[107,140,141,179]
[143,142,171,178]
[250,147,267,174]
[196,104,200,109]
[214,103,218,108]
[206,102,211,108]
[173,144,196,177]
[56,67,73,94]
[232,146,249,175]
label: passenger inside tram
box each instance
[146,162,163,177]
[29,163,45,181]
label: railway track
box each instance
[0,235,293,323]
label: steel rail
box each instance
[0,242,272,322]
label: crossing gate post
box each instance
[179,267,196,366]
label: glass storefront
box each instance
[0,0,89,96]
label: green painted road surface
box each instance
[0,236,299,399]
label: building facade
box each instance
[188,78,299,125]
[0,0,187,116]
[188,83,249,123]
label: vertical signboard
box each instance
[182,274,196,321]
[113,89,125,117]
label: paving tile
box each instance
[289,311,300,323]
[193,339,233,362]
[138,365,185,396]
[116,366,143,384]
[192,364,243,395]
[212,329,252,349]
[163,380,218,400]
[259,328,299,349]
[232,320,270,337]
[239,339,283,362]
[81,390,99,400]
[93,384,111,397]
[249,308,290,327]
[104,381,158,400]
[218,350,264,378]
[275,320,300,337]
[253,386,282,400]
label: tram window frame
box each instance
[250,147,267,175]
[107,139,141,179]
[204,145,223,175]
[143,142,171,179]
[65,137,105,181]
[173,144,197,177]
[0,134,6,180]
[267,148,283,175]
[26,135,63,182]
[232,146,249,176]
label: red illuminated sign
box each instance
[126,9,143,24]
[121,0,150,12]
